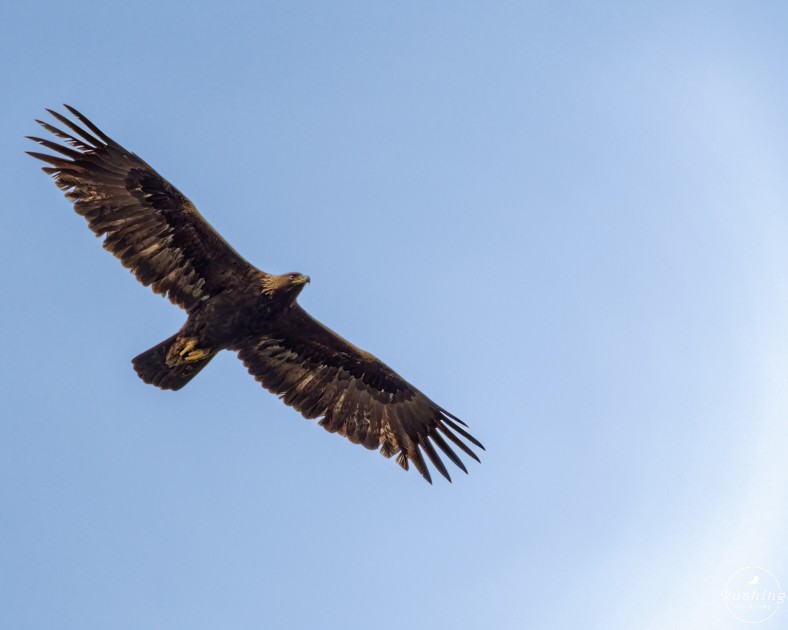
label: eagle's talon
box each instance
[179,339,197,357]
[183,348,211,362]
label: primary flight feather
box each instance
[28,106,483,483]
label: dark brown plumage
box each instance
[28,106,483,483]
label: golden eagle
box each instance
[28,106,483,483]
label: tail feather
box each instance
[132,333,215,391]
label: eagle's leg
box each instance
[134,332,217,391]
[183,347,212,362]
[166,336,213,365]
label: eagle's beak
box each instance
[298,275,311,285]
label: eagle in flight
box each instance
[28,106,483,483]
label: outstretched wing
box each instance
[27,105,256,311]
[238,306,483,483]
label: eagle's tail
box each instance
[132,333,217,391]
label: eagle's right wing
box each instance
[28,106,258,311]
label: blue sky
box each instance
[2,2,788,628]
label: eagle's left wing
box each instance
[238,306,483,483]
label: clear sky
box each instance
[2,2,787,629]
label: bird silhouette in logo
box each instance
[748,576,760,585]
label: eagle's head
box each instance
[262,272,310,300]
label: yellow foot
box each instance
[179,338,198,356]
[182,348,212,362]
[168,338,212,365]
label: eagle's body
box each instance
[28,106,483,483]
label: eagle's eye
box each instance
[289,274,298,280]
